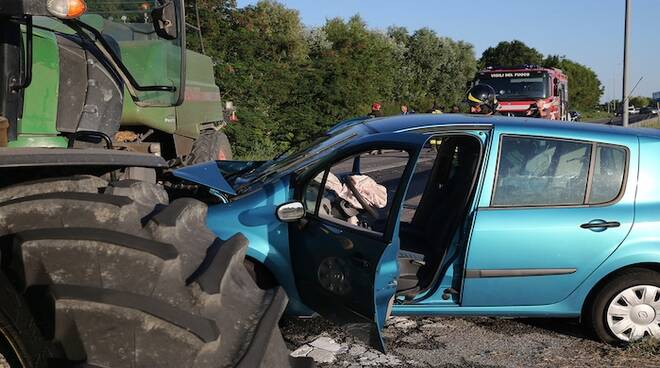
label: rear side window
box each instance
[588,145,626,204]
[493,137,591,206]
[492,136,627,207]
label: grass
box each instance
[637,117,660,129]
[580,110,614,121]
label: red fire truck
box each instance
[474,65,569,120]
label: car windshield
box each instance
[477,72,549,100]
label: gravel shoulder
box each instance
[282,316,660,368]
[3,316,657,367]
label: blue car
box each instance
[174,114,660,351]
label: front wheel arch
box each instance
[244,256,279,290]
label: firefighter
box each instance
[467,84,499,115]
[369,102,384,117]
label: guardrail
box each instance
[631,114,660,128]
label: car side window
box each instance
[303,150,410,234]
[493,136,591,206]
[588,145,626,204]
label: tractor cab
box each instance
[1,0,186,149]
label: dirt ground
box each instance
[282,316,660,368]
[1,317,657,367]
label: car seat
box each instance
[397,138,480,298]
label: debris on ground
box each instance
[290,336,348,363]
[281,316,660,368]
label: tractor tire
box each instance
[187,130,233,165]
[0,177,311,368]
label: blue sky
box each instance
[237,0,660,103]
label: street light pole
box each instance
[622,0,631,127]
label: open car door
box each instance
[288,135,424,352]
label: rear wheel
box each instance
[0,176,309,367]
[585,268,660,344]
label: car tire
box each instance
[187,130,233,164]
[585,268,660,344]
[0,176,310,367]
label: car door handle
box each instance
[580,220,620,229]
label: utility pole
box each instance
[622,0,631,127]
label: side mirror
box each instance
[151,1,178,40]
[276,201,305,223]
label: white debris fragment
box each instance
[290,344,314,357]
[420,321,448,329]
[310,336,343,353]
[394,319,417,329]
[386,316,408,326]
[358,350,401,366]
[307,348,336,363]
[348,344,367,356]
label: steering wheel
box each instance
[345,178,380,219]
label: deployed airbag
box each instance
[324,172,387,209]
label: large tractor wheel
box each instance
[187,130,233,165]
[0,176,309,368]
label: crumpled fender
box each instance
[173,161,236,196]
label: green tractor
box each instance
[0,1,303,367]
[10,0,233,163]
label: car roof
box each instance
[358,113,660,140]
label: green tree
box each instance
[629,96,652,108]
[396,28,476,110]
[310,16,399,121]
[479,40,543,68]
[192,0,310,157]
[386,26,413,105]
